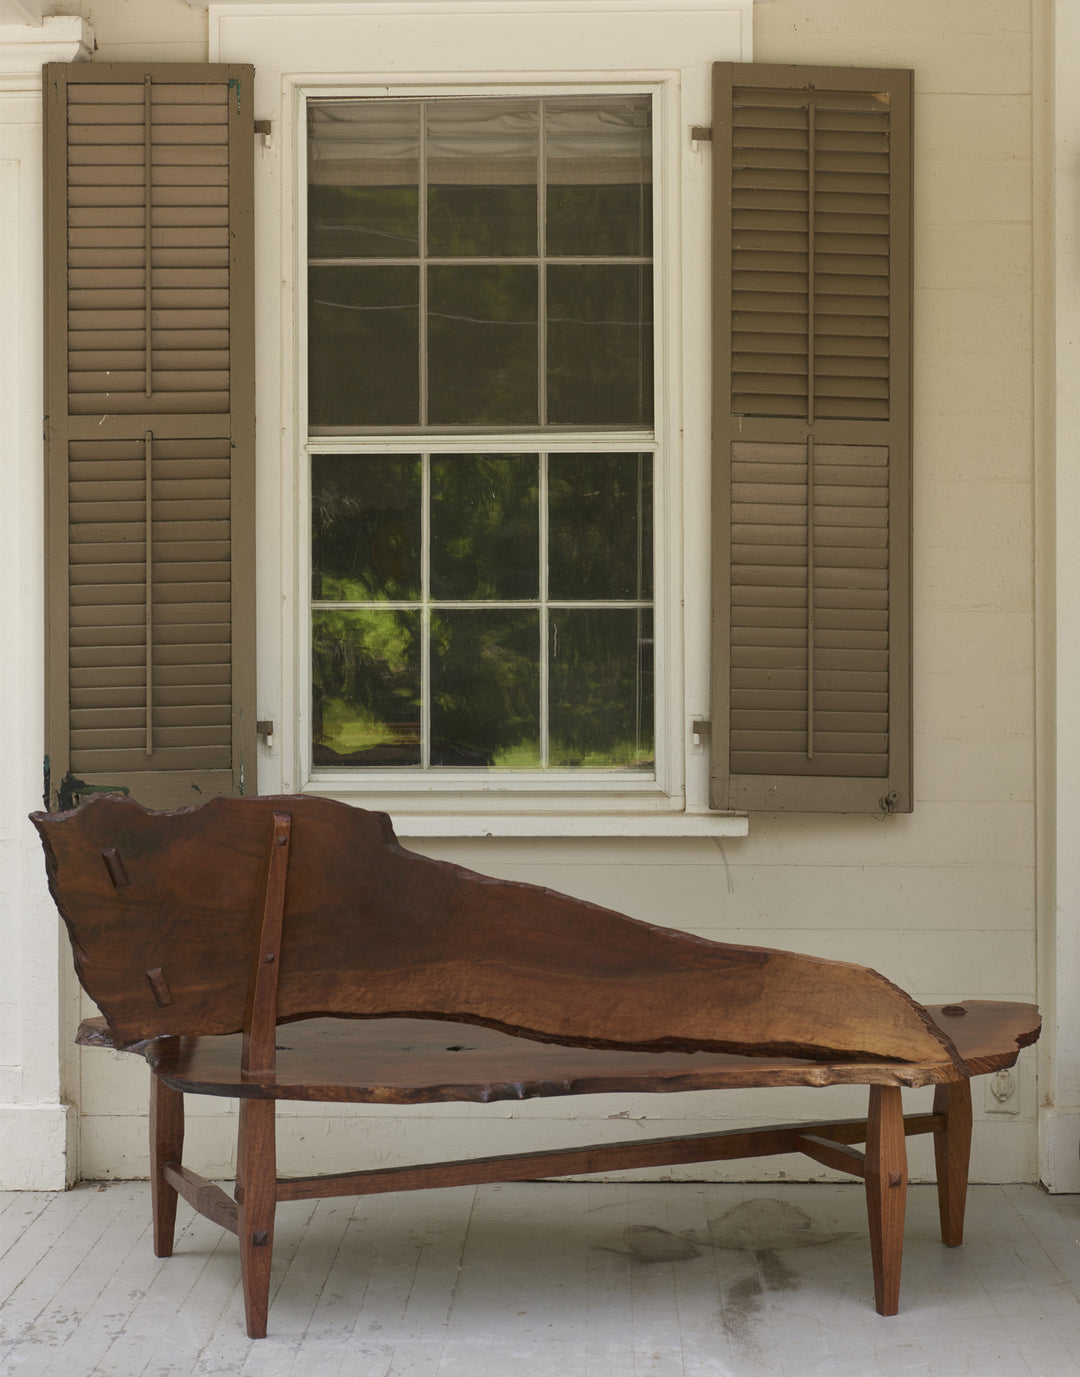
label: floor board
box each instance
[2,1182,1079,1376]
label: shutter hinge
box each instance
[690,125,712,144]
[254,119,273,148]
[257,720,275,747]
[879,791,899,814]
[691,719,711,740]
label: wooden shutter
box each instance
[43,63,256,811]
[709,63,912,813]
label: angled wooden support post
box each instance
[236,1097,277,1339]
[864,1084,908,1316]
[242,812,293,1080]
[150,1074,185,1257]
[235,811,291,1337]
[932,1078,973,1247]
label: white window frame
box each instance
[205,0,753,836]
[301,81,664,792]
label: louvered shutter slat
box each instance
[711,63,912,813]
[44,63,255,809]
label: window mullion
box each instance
[538,98,548,429]
[637,454,646,764]
[539,451,549,768]
[421,451,431,769]
[419,102,429,429]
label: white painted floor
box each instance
[2,1180,1080,1376]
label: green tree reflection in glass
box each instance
[431,610,540,766]
[312,609,421,767]
[548,452,652,600]
[549,608,654,769]
[312,454,421,601]
[430,454,538,600]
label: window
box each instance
[305,94,658,778]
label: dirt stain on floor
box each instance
[598,1197,856,1347]
[710,1199,856,1346]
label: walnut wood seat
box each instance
[33,794,1041,1338]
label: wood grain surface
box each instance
[36,794,963,1065]
[77,1001,1039,1101]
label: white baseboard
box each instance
[1041,1108,1080,1193]
[0,1101,75,1189]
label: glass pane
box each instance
[546,96,652,257]
[431,455,538,599]
[312,609,421,766]
[548,453,652,600]
[308,101,420,258]
[547,264,652,425]
[312,455,421,601]
[428,265,538,425]
[308,266,418,427]
[549,609,654,769]
[427,99,538,257]
[430,610,540,766]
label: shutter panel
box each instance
[44,63,256,810]
[710,63,912,813]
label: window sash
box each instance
[310,447,656,773]
[308,91,652,432]
[301,84,666,790]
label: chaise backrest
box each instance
[32,794,962,1067]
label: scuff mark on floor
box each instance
[601,1223,702,1264]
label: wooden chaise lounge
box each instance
[32,794,1041,1338]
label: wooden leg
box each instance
[150,1074,184,1258]
[933,1079,973,1247]
[864,1084,908,1316]
[236,1097,277,1339]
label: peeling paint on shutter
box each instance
[44,63,256,810]
[710,64,912,813]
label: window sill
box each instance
[386,812,749,838]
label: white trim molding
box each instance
[351,811,748,838]
[192,0,750,15]
[0,16,92,89]
[1041,0,1080,1194]
[0,12,93,1191]
[1041,1110,1080,1195]
[0,1103,75,1191]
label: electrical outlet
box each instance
[984,1067,1020,1115]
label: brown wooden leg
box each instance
[864,1084,908,1316]
[933,1079,973,1247]
[236,1097,277,1339]
[150,1074,184,1258]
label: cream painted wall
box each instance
[42,0,207,62]
[17,0,1047,1187]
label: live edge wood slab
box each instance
[32,795,1040,1339]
